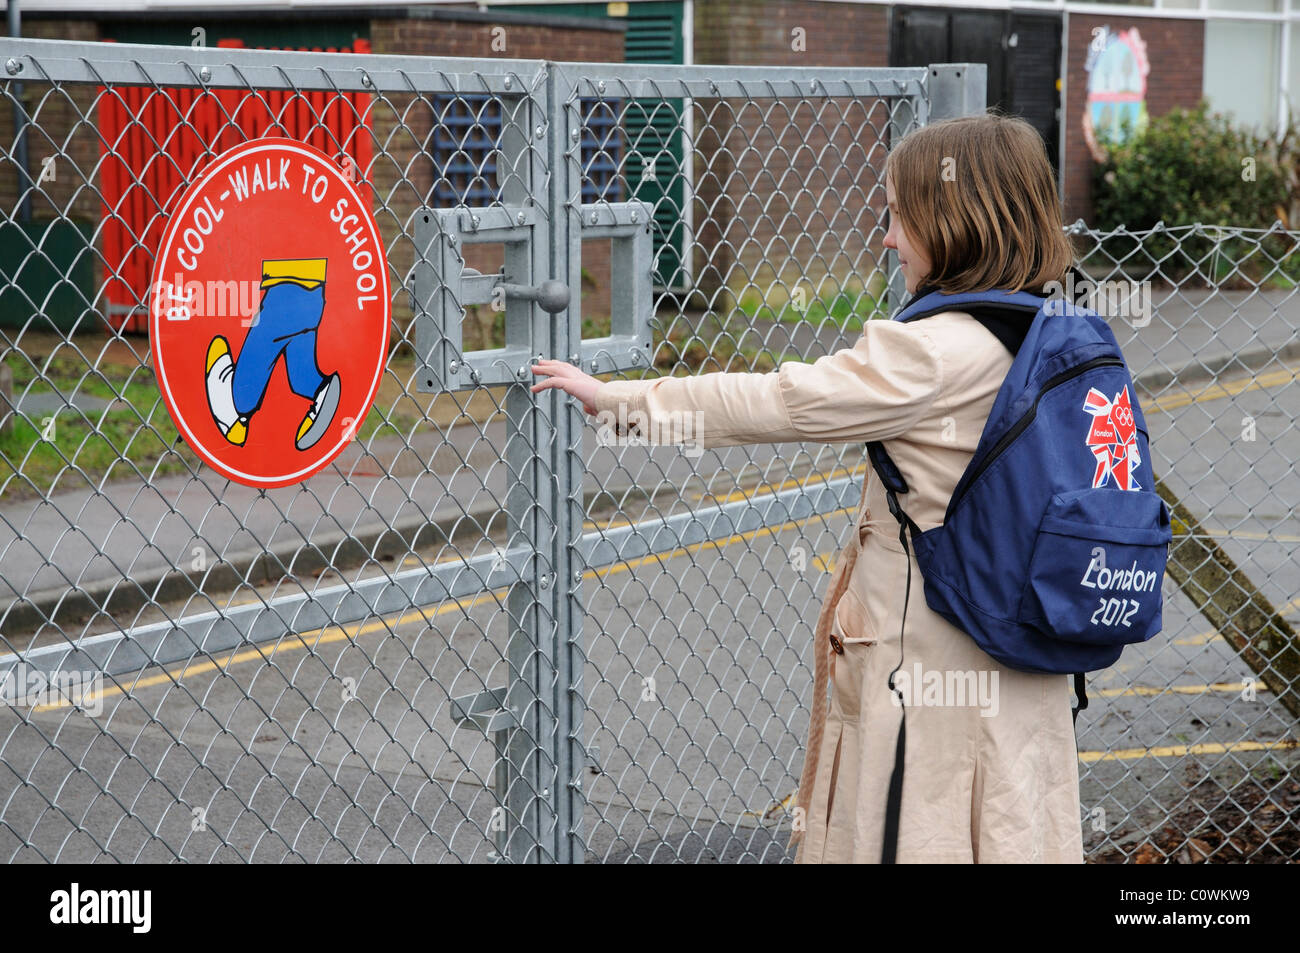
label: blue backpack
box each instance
[867,287,1172,861]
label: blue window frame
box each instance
[581,98,621,203]
[428,95,501,207]
[428,95,621,206]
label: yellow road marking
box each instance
[1078,738,1299,763]
[586,516,849,582]
[583,464,864,532]
[1200,530,1300,543]
[740,787,801,823]
[1147,366,1296,414]
[1094,682,1269,698]
[31,594,496,713]
[29,515,848,711]
[1173,596,1300,645]
[712,465,861,506]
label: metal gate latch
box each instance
[413,201,653,392]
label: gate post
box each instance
[500,85,560,863]
[547,64,588,865]
[926,62,987,122]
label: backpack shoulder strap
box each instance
[1072,672,1089,725]
[895,288,1045,325]
[866,440,921,541]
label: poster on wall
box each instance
[1084,26,1151,162]
[149,138,390,489]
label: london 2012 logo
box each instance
[150,138,389,489]
[1082,384,1141,490]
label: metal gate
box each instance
[0,37,952,862]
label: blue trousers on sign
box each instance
[232,283,327,418]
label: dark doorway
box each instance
[890,5,1062,173]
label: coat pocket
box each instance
[1018,488,1171,646]
[834,587,877,646]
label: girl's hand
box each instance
[529,359,601,416]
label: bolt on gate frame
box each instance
[0,36,985,862]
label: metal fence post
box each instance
[546,64,588,864]
[925,62,987,122]
[500,89,559,863]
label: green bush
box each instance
[1090,101,1291,284]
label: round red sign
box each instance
[150,138,389,488]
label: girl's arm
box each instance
[530,318,944,449]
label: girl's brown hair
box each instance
[883,112,1075,293]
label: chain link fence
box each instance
[1067,221,1300,863]
[0,37,1295,863]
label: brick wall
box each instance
[692,1,891,310]
[1063,13,1204,224]
[695,0,888,66]
[0,20,101,222]
[3,11,623,338]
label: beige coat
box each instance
[594,311,1084,864]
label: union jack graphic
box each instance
[1082,385,1142,490]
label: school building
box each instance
[4,0,1296,332]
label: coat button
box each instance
[829,632,844,654]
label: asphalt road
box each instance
[2,351,1295,863]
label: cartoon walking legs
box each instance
[204,258,341,451]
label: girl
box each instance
[531,113,1085,863]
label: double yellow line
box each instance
[27,355,1300,722]
[1078,738,1299,764]
[1174,596,1300,645]
[33,486,856,713]
[1146,365,1297,414]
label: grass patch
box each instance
[580,311,804,375]
[1,352,194,497]
[1,351,418,498]
[736,276,889,333]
